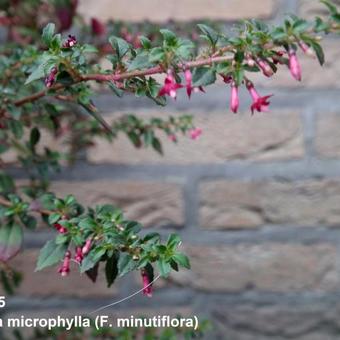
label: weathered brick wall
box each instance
[4,1,340,339]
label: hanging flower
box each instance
[158,70,183,99]
[44,67,58,88]
[288,48,302,81]
[189,127,202,140]
[184,69,205,98]
[271,51,285,65]
[62,35,77,48]
[298,41,314,58]
[58,250,71,277]
[82,237,92,255]
[91,18,106,36]
[256,58,274,77]
[230,81,239,113]
[141,270,152,297]
[246,81,273,114]
[75,247,83,264]
[53,223,67,234]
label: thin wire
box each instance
[89,274,161,315]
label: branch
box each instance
[13,55,232,108]
[0,196,52,216]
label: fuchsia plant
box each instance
[0,0,339,296]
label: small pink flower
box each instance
[58,250,71,277]
[288,48,302,81]
[44,67,58,88]
[184,69,205,98]
[168,134,177,142]
[256,58,274,77]
[62,35,77,48]
[141,270,152,297]
[271,51,285,65]
[246,81,273,114]
[56,0,78,31]
[158,70,183,99]
[298,41,314,58]
[82,238,92,255]
[230,82,239,114]
[53,223,67,234]
[189,127,202,140]
[91,18,106,36]
[75,247,83,263]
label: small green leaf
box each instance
[0,224,23,261]
[197,24,219,46]
[42,23,55,46]
[36,239,67,271]
[172,252,190,269]
[192,67,216,86]
[48,213,61,225]
[118,253,138,277]
[160,29,178,46]
[29,127,40,148]
[157,259,171,277]
[109,36,130,59]
[105,253,119,287]
[139,36,151,49]
[108,82,124,97]
[128,53,152,71]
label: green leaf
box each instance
[321,0,339,15]
[0,224,23,261]
[160,29,178,46]
[48,213,61,225]
[109,36,130,59]
[80,248,105,273]
[152,137,163,155]
[139,36,151,49]
[197,24,219,46]
[167,233,181,249]
[42,23,55,46]
[118,253,138,277]
[105,253,119,287]
[29,127,40,148]
[108,82,124,97]
[192,67,216,86]
[172,252,191,269]
[149,47,164,63]
[128,53,152,71]
[311,41,325,66]
[35,239,67,271]
[157,259,171,277]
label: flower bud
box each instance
[288,48,302,81]
[230,82,239,114]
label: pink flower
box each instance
[168,134,177,142]
[189,127,202,140]
[82,238,92,255]
[246,81,273,114]
[44,67,58,88]
[184,69,205,98]
[288,48,302,81]
[91,18,106,36]
[256,58,274,77]
[141,270,152,297]
[230,82,239,114]
[75,247,83,264]
[62,35,77,48]
[271,51,285,65]
[298,41,314,58]
[158,70,183,99]
[58,250,71,277]
[56,0,78,31]
[53,223,67,234]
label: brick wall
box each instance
[4,1,340,339]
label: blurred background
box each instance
[2,0,340,339]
